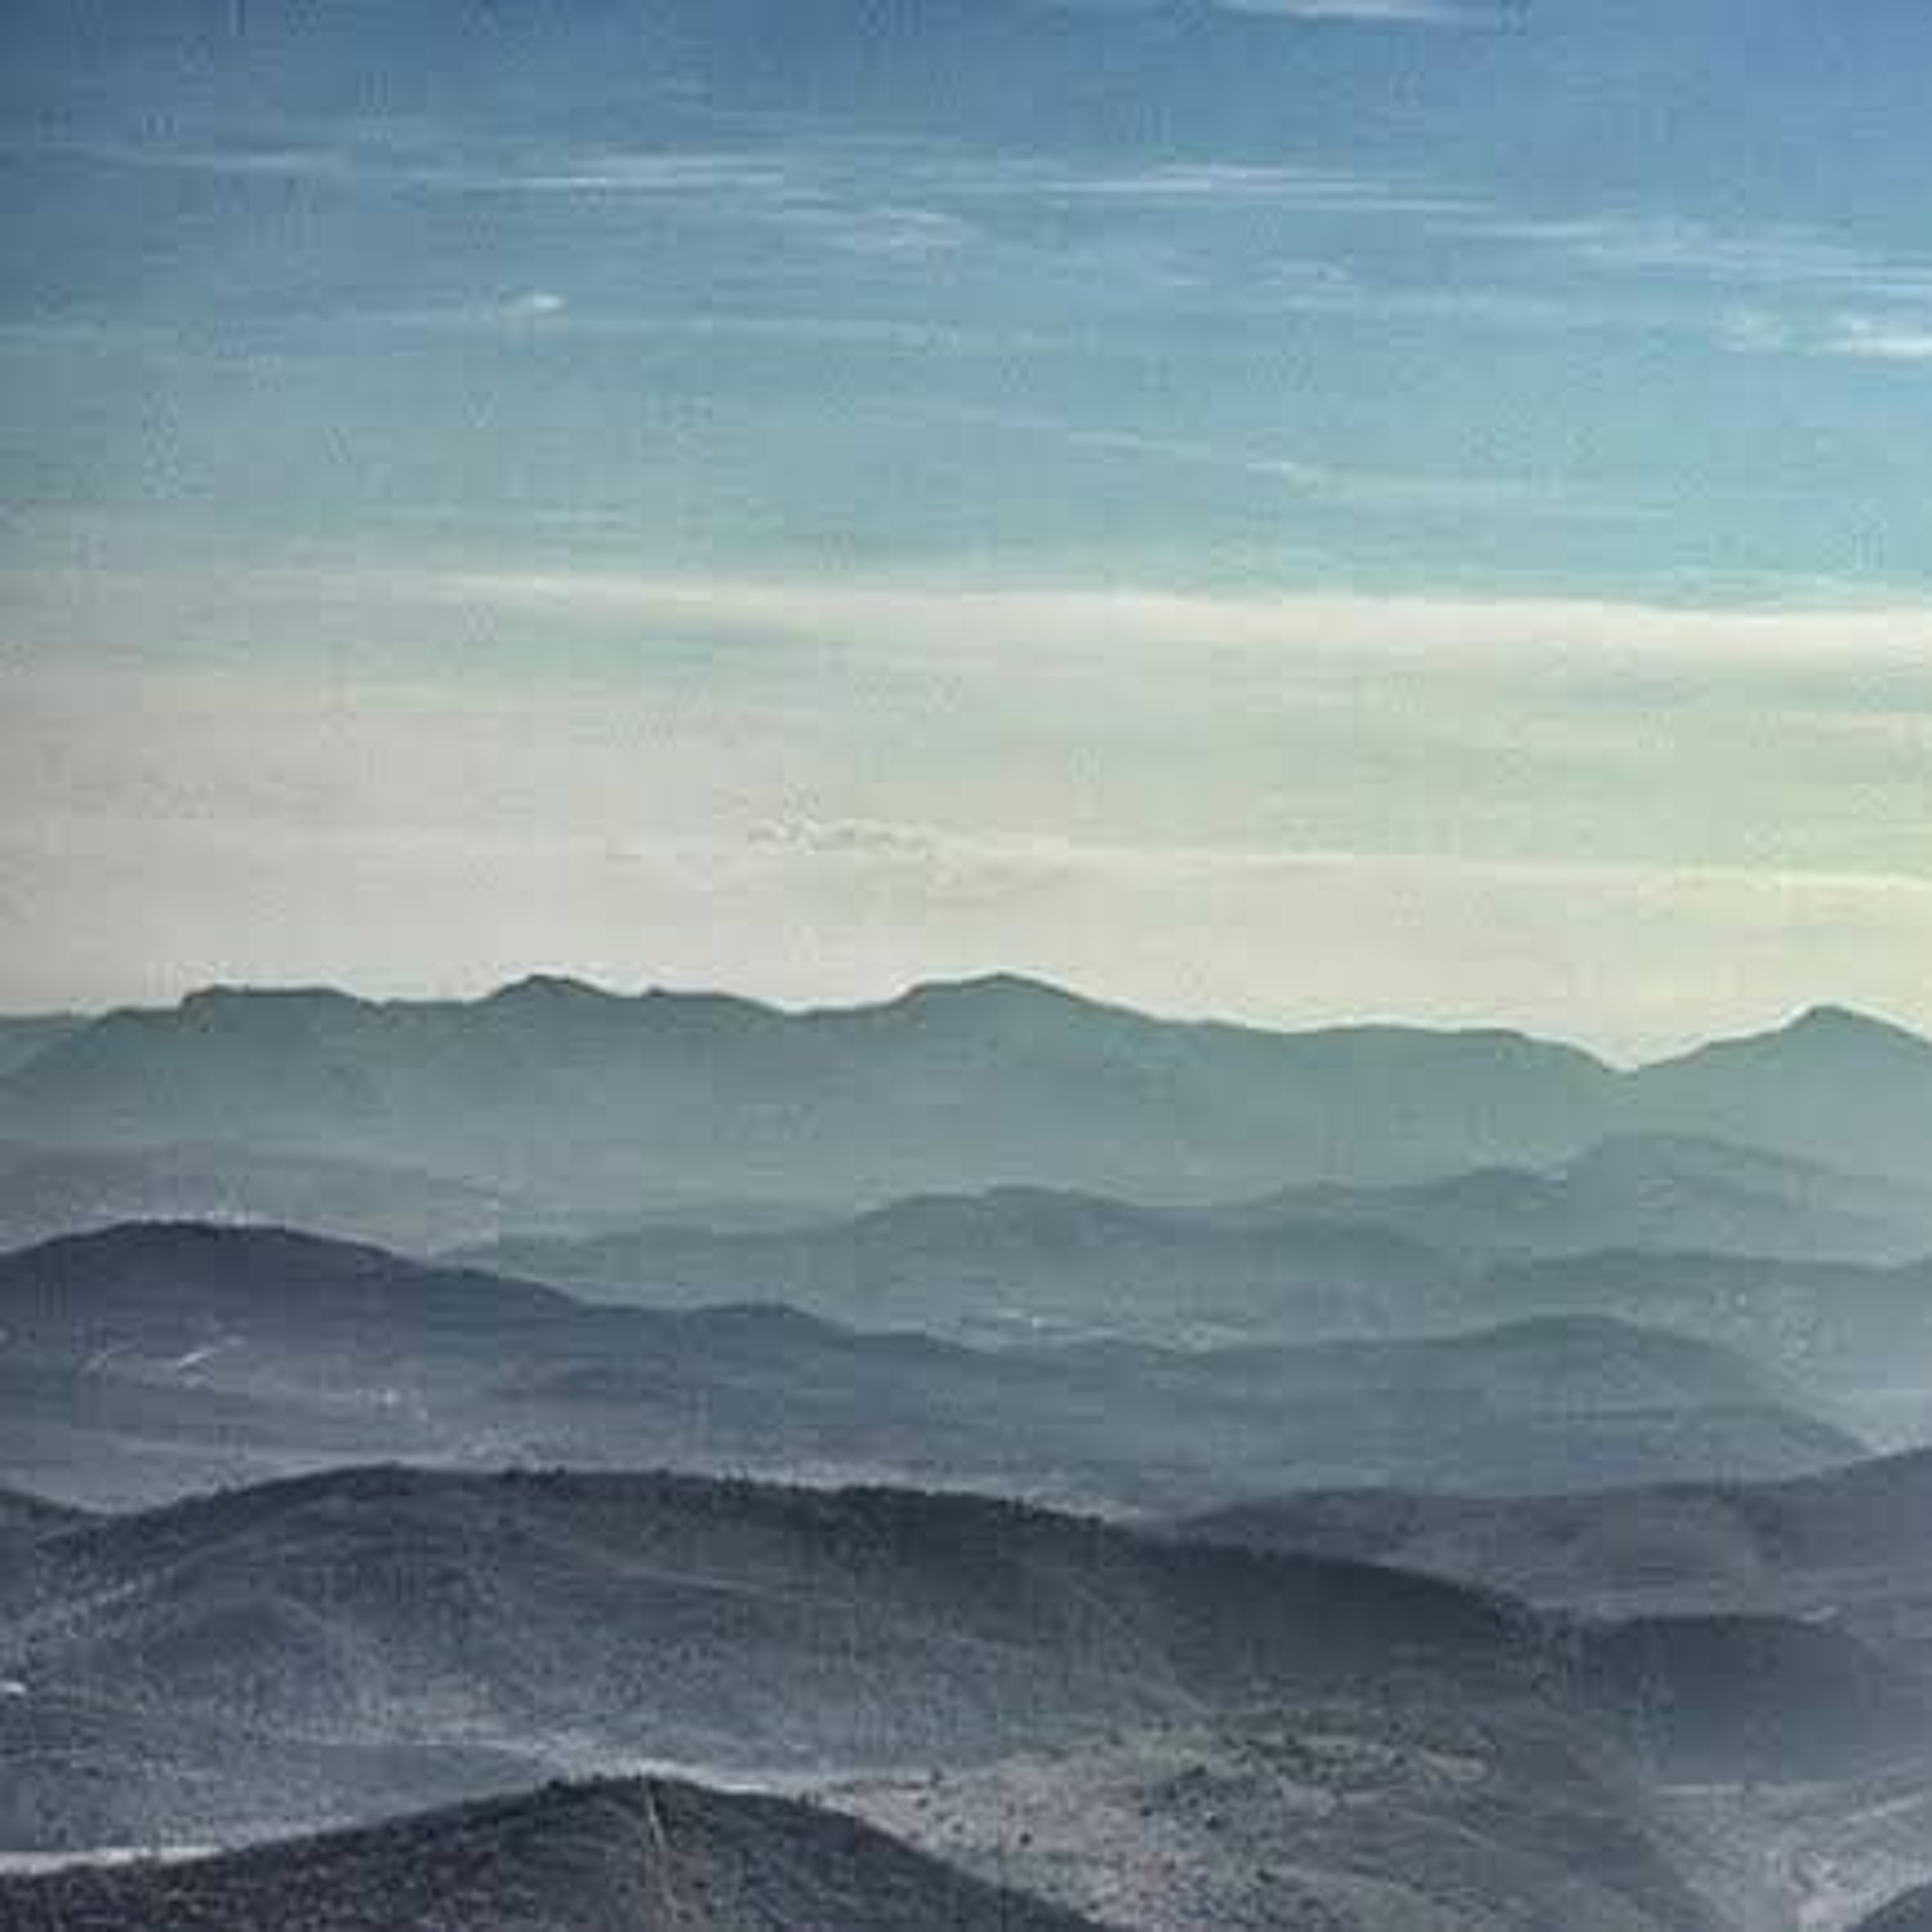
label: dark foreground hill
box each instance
[0,1775,1104,1932]
[1,1463,1919,1852]
[0,1689,541,1855]
[0,1464,1537,1786]
[1864,1886,1932,1931]
[0,1223,1861,1511]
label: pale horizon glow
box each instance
[6,1,1932,1055]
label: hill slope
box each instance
[0,1223,1861,1511]
[462,1185,1463,1346]
[1170,1447,1932,1675]
[1238,1131,1932,1267]
[2,1462,1918,1841]
[1482,1247,1932,1443]
[0,1775,1103,1932]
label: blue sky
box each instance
[5,1,1932,1049]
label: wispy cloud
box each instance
[1213,0,1488,21]
[395,566,1932,674]
[1823,314,1932,364]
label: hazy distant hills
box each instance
[464,1186,1464,1345]
[1170,1449,1932,1666]
[0,1139,544,1257]
[1481,1249,1932,1444]
[464,1134,1932,1352]
[0,1775,1105,1932]
[0,974,1611,1207]
[11,976,1932,1214]
[1235,1130,1932,1267]
[0,1223,1860,1511]
[0,1465,1531,1785]
[0,1350,442,1512]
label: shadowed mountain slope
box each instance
[1169,1448,1932,1676]
[0,1774,1105,1932]
[1862,1884,1932,1931]
[0,1464,1539,1781]
[2,1462,1919,1832]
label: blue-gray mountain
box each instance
[8,978,1932,1211]
[1,1465,1917,1849]
[0,1223,1861,1513]
[1169,1448,1932,1668]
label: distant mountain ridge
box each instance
[5,974,1932,1208]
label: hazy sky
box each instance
[5,1,1932,1053]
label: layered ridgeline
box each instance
[462,1136,1932,1350]
[0,1140,547,1259]
[1,1465,1920,1859]
[0,1223,1859,1512]
[1170,1446,1932,1660]
[0,1776,1105,1932]
[9,977,1932,1214]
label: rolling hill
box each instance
[0,1139,545,1256]
[0,1774,1104,1931]
[1168,1448,1932,1674]
[1232,1131,1932,1266]
[0,1223,1861,1511]
[3,1464,1918,1818]
[1481,1248,1932,1443]
[462,1184,1467,1345]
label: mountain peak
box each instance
[484,972,616,1009]
[1774,1003,1932,1055]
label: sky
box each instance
[5,0,1932,1054]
